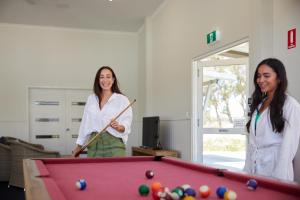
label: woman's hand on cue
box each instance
[110,119,125,133]
[72,145,82,158]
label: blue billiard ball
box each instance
[246,179,258,190]
[184,188,196,197]
[216,186,227,198]
[76,179,87,190]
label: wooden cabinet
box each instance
[131,147,179,158]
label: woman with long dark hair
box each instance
[244,58,300,181]
[73,66,132,157]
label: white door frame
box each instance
[191,38,249,162]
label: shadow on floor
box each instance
[0,181,25,200]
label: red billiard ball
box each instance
[199,185,211,198]
[145,170,154,179]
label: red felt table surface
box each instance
[24,156,300,200]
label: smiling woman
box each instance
[245,58,300,181]
[72,66,133,158]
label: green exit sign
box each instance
[207,30,220,44]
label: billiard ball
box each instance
[164,191,176,200]
[181,184,191,191]
[184,188,196,197]
[224,190,237,200]
[138,184,150,196]
[151,181,162,192]
[156,187,169,198]
[182,196,195,200]
[199,185,211,198]
[151,191,160,200]
[216,186,227,198]
[171,187,184,199]
[145,170,154,179]
[166,191,180,200]
[246,179,258,190]
[76,179,87,190]
[152,187,167,200]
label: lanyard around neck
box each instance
[254,108,261,136]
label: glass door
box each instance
[200,58,248,171]
[194,42,249,171]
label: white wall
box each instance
[145,0,300,182]
[273,0,300,183]
[132,26,147,147]
[273,0,300,98]
[147,0,255,160]
[0,23,139,154]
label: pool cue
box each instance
[74,99,136,157]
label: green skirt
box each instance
[87,131,126,158]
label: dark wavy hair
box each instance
[246,58,288,133]
[93,66,122,102]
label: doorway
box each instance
[29,88,91,155]
[192,40,249,171]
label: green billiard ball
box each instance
[138,184,150,196]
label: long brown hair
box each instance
[93,66,122,102]
[246,58,288,133]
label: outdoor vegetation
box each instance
[200,44,249,170]
[203,64,247,128]
[203,134,246,152]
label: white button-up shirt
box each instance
[244,95,300,181]
[76,93,133,146]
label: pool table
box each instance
[23,156,300,200]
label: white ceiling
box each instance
[0,0,165,32]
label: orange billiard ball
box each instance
[151,181,162,192]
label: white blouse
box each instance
[244,95,300,181]
[76,93,133,146]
